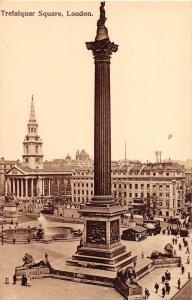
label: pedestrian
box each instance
[141,252,144,259]
[165,270,169,280]
[154,282,159,293]
[167,272,171,281]
[165,281,170,294]
[172,238,175,245]
[186,246,190,254]
[13,273,16,285]
[177,278,181,289]
[162,287,166,298]
[179,243,182,251]
[162,275,165,284]
[175,237,178,245]
[188,272,191,280]
[144,288,150,299]
[187,256,190,264]
[133,261,137,268]
[181,265,185,274]
[167,284,171,295]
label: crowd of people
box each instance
[144,234,191,299]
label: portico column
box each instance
[5,179,8,196]
[13,179,16,195]
[31,179,34,198]
[48,179,51,196]
[25,179,28,198]
[17,179,19,197]
[42,179,44,195]
[21,179,23,198]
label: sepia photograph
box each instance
[0,1,192,299]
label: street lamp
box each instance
[1,224,4,245]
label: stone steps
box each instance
[66,254,137,272]
[77,244,127,258]
[72,250,132,265]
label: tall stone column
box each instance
[86,4,118,206]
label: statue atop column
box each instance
[97,2,107,27]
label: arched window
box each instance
[26,158,28,163]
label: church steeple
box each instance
[22,95,43,169]
[29,95,36,122]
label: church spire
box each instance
[29,95,36,122]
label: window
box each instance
[124,192,126,197]
[31,128,33,132]
[166,193,169,198]
[82,183,84,187]
[153,173,156,176]
[82,190,84,195]
[129,184,132,189]
[159,185,163,190]
[147,184,150,189]
[141,184,144,189]
[26,146,29,154]
[35,158,39,163]
[26,158,28,163]
[159,193,163,198]
[124,184,126,189]
[135,184,138,189]
[74,190,76,194]
[166,173,169,176]
[91,183,93,187]
[153,185,156,190]
[135,193,138,197]
[166,185,170,190]
[35,146,38,154]
[119,184,121,188]
[114,183,116,188]
[74,197,76,202]
[129,193,132,197]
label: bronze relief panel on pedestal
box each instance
[110,219,120,244]
[86,220,106,244]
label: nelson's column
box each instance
[66,2,139,288]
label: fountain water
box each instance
[38,213,50,236]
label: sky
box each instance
[0,1,192,162]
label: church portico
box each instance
[5,165,72,201]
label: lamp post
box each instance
[1,224,4,245]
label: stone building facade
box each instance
[71,162,186,217]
